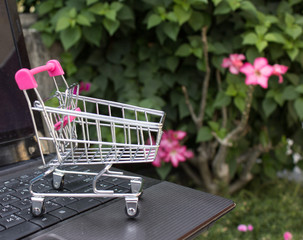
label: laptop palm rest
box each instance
[28,181,235,240]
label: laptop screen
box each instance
[0,0,38,162]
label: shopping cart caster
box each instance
[52,171,64,190]
[31,197,45,217]
[125,197,139,218]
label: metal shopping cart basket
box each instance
[15,60,165,218]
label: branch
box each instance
[222,85,255,145]
[182,86,199,125]
[181,26,211,129]
[216,69,227,129]
[180,162,203,186]
[196,26,211,128]
[228,145,263,194]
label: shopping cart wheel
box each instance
[125,197,139,218]
[52,171,64,190]
[31,197,45,217]
[125,206,139,218]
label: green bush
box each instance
[27,0,303,193]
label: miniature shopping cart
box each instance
[15,60,165,218]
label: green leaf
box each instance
[166,56,179,72]
[60,26,82,50]
[178,101,190,118]
[286,73,299,86]
[188,11,204,31]
[69,8,77,18]
[118,5,134,21]
[264,32,286,44]
[173,5,192,25]
[246,47,259,63]
[37,1,54,15]
[31,20,48,31]
[294,97,303,119]
[212,0,223,6]
[255,25,267,36]
[56,17,70,32]
[155,162,172,180]
[208,42,229,54]
[89,3,109,15]
[213,91,231,108]
[243,32,258,45]
[147,14,162,29]
[110,2,123,12]
[295,84,303,93]
[256,39,268,52]
[162,22,180,41]
[226,84,238,96]
[214,1,231,15]
[273,91,284,106]
[285,25,302,40]
[76,14,91,26]
[262,98,277,117]
[240,1,257,13]
[41,33,56,48]
[103,18,120,36]
[86,0,99,6]
[285,13,295,27]
[83,25,102,46]
[175,43,192,57]
[208,121,220,131]
[282,86,299,101]
[196,126,213,142]
[234,96,245,112]
[287,48,299,61]
[227,0,241,11]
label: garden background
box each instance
[18,0,303,239]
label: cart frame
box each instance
[15,60,165,217]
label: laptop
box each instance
[0,1,236,239]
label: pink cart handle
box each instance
[54,107,81,131]
[15,59,64,90]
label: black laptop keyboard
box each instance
[0,165,131,239]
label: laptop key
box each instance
[49,207,77,220]
[11,187,31,199]
[0,194,20,205]
[52,197,78,206]
[66,198,101,213]
[0,214,25,229]
[11,198,31,210]
[15,208,34,221]
[0,186,15,195]
[0,205,19,217]
[30,214,60,228]
[103,177,127,186]
[0,222,40,240]
[45,200,61,213]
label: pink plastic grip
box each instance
[15,59,64,90]
[54,107,81,131]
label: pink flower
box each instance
[284,232,293,240]
[73,82,91,94]
[152,130,193,168]
[272,64,288,83]
[247,224,253,231]
[164,145,190,167]
[237,224,247,232]
[152,154,162,167]
[222,54,246,74]
[240,57,274,88]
